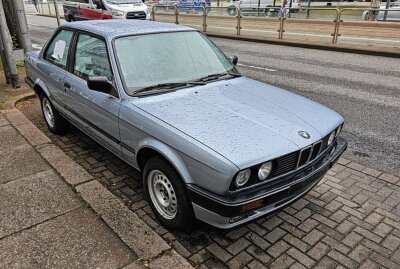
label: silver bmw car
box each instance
[25,20,347,230]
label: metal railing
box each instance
[27,1,400,49]
[151,5,400,48]
[335,8,400,45]
[151,5,241,34]
[280,7,340,44]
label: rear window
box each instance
[44,30,74,69]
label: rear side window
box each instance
[73,34,113,81]
[44,30,74,69]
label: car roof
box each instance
[64,20,195,39]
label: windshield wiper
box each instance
[133,81,206,95]
[132,72,240,96]
[197,72,241,83]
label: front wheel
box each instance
[143,157,195,231]
[40,93,68,134]
[227,7,237,16]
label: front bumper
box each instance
[188,137,347,229]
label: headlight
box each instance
[258,162,272,180]
[111,9,124,16]
[327,131,335,146]
[235,169,251,187]
[335,125,342,137]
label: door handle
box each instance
[64,82,71,89]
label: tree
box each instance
[2,0,19,49]
[0,0,20,88]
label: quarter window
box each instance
[44,30,74,69]
[73,34,113,81]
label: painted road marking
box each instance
[237,63,277,72]
[28,23,41,27]
[32,43,42,50]
[28,22,57,29]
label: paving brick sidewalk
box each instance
[0,108,192,269]
[16,96,400,269]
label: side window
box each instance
[73,34,113,81]
[44,30,74,69]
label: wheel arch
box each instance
[33,79,51,98]
[136,139,193,185]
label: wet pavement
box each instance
[17,97,400,269]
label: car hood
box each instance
[107,3,148,11]
[131,77,343,169]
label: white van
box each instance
[63,0,150,22]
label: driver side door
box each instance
[63,32,122,157]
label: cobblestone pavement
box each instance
[18,97,400,269]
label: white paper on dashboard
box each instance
[52,40,66,60]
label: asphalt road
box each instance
[26,15,400,176]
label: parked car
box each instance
[63,0,150,22]
[25,20,347,230]
[154,0,180,11]
[362,1,400,21]
[227,0,300,16]
[155,0,210,13]
[177,0,211,13]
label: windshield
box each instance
[114,31,238,95]
[105,0,143,4]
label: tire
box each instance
[40,93,68,134]
[143,156,195,231]
[69,15,75,22]
[227,7,237,16]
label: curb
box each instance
[11,92,36,108]
[27,12,60,19]
[8,95,194,269]
[206,33,400,58]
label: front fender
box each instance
[136,137,194,185]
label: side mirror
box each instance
[229,55,238,66]
[87,76,113,94]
